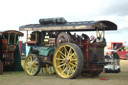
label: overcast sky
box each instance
[0,0,128,44]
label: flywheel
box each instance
[56,32,71,47]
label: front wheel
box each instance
[53,43,84,79]
[24,54,41,76]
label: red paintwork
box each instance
[110,42,123,49]
[2,39,7,44]
[84,43,90,63]
[27,41,36,44]
[117,51,128,59]
[27,41,37,46]
[109,42,128,59]
[19,41,23,54]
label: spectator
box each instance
[112,51,120,65]
[104,52,110,59]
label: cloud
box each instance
[98,0,128,16]
[0,0,127,43]
[119,27,128,32]
[105,27,128,42]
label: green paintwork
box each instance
[39,47,55,56]
[26,43,31,57]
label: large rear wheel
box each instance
[24,54,41,76]
[53,43,84,79]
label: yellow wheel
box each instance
[53,43,84,79]
[24,54,41,76]
[45,64,55,74]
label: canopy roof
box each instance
[19,20,117,31]
[0,30,24,36]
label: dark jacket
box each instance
[113,52,120,59]
[105,55,110,59]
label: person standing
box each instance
[104,52,110,59]
[112,51,120,65]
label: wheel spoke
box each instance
[67,66,71,76]
[70,59,77,61]
[62,64,66,69]
[64,46,68,56]
[32,64,38,68]
[68,53,75,59]
[33,67,38,73]
[27,65,31,69]
[71,67,75,73]
[53,43,83,78]
[31,68,35,73]
[60,61,65,64]
[33,64,38,67]
[69,62,77,68]
[33,68,37,74]
[27,62,31,67]
[34,61,38,64]
[57,63,65,68]
[28,59,31,62]
[31,66,38,74]
[56,58,64,61]
[29,56,34,61]
[58,50,65,59]
[67,48,72,57]
[29,57,32,61]
[33,58,37,62]
[29,67,33,73]
[61,67,67,75]
[25,54,41,76]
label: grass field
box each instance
[0,60,128,85]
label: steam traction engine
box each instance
[19,17,117,78]
[0,30,23,71]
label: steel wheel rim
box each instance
[54,44,78,78]
[25,55,39,75]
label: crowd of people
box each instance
[104,51,120,65]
